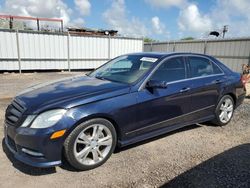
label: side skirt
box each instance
[118,115,215,147]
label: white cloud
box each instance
[103,0,148,37]
[71,18,85,27]
[74,0,91,16]
[1,0,72,26]
[210,0,250,37]
[146,0,212,38]
[151,16,169,36]
[151,16,163,34]
[222,0,250,19]
[177,0,250,38]
[178,4,212,35]
[147,0,250,38]
[145,0,187,8]
[0,0,92,28]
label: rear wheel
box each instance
[213,95,234,126]
[64,118,117,170]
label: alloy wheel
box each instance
[219,98,234,124]
[73,124,113,165]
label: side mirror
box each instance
[146,80,168,89]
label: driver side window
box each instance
[151,57,186,82]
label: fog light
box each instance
[21,148,44,157]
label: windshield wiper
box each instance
[94,75,127,84]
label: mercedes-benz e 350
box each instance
[4,52,246,170]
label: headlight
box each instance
[21,109,66,129]
[21,115,36,127]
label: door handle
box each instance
[212,79,223,84]
[180,87,190,93]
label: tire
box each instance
[212,95,235,126]
[64,118,117,171]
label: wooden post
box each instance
[37,18,40,31]
[61,21,63,32]
[204,40,207,54]
[108,34,111,59]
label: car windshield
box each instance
[89,55,158,84]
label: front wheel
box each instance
[64,118,117,170]
[213,95,234,126]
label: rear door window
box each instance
[188,57,222,78]
[212,62,223,74]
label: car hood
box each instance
[15,75,130,114]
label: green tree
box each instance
[144,37,158,43]
[181,37,195,40]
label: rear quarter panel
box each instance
[210,56,246,105]
[218,71,245,107]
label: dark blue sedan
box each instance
[4,52,246,170]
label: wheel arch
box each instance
[224,92,237,106]
[65,113,122,143]
[219,85,237,106]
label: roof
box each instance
[126,52,211,59]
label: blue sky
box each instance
[0,0,250,41]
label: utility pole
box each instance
[222,25,228,38]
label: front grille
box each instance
[5,99,26,127]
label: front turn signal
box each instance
[50,130,66,139]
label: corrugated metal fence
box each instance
[0,29,143,72]
[144,38,250,73]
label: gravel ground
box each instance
[0,72,250,188]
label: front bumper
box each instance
[4,124,64,168]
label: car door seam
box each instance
[125,104,215,135]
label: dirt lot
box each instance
[0,72,250,188]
